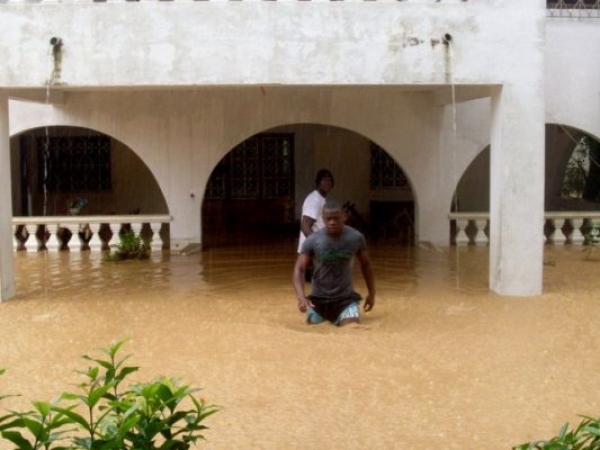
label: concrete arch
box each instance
[453,123,600,215]
[546,123,600,210]
[10,125,168,217]
[201,122,417,247]
[454,145,490,213]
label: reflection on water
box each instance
[13,239,491,303]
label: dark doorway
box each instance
[203,133,295,247]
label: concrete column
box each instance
[0,92,15,301]
[489,85,545,296]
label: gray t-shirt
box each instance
[300,225,366,303]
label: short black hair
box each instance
[323,198,343,211]
[315,169,334,188]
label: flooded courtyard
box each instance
[1,240,600,449]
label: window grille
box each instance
[38,135,111,193]
[206,134,294,200]
[370,143,408,190]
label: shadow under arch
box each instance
[545,123,600,211]
[201,123,416,249]
[10,125,169,217]
[451,124,600,242]
[454,124,600,214]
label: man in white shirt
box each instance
[298,169,334,280]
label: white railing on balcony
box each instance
[449,211,600,246]
[547,0,600,18]
[12,215,171,252]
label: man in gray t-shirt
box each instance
[293,199,376,326]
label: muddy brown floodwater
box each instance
[1,240,600,449]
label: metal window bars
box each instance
[547,0,600,18]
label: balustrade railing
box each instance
[12,215,171,252]
[547,0,600,18]
[449,211,600,246]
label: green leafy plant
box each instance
[0,341,219,450]
[514,416,600,450]
[104,230,151,262]
[583,223,600,259]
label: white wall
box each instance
[546,19,600,140]
[0,1,543,88]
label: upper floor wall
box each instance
[546,18,600,139]
[0,0,544,90]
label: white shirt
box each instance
[297,190,326,252]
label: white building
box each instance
[1,0,598,300]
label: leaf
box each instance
[50,406,90,429]
[116,366,139,381]
[32,401,51,417]
[557,422,570,438]
[87,382,117,408]
[20,416,43,437]
[1,430,34,450]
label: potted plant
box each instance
[68,197,88,215]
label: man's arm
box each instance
[293,253,314,313]
[356,249,376,311]
[300,215,316,238]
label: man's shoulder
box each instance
[302,190,323,210]
[343,225,364,238]
[305,190,324,202]
[342,226,367,247]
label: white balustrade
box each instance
[87,223,103,251]
[569,217,585,245]
[12,215,171,253]
[548,217,567,245]
[473,219,488,246]
[449,212,600,247]
[44,224,60,251]
[130,222,143,236]
[149,222,163,251]
[106,223,119,249]
[454,218,470,246]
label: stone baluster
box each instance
[106,223,119,249]
[13,224,29,251]
[56,226,69,251]
[473,219,488,246]
[454,219,470,246]
[550,218,567,245]
[87,223,103,251]
[149,223,163,251]
[42,224,60,251]
[569,217,585,245]
[33,225,45,251]
[75,223,90,251]
[130,222,143,238]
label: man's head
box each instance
[315,169,334,196]
[322,198,346,236]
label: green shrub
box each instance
[104,230,151,262]
[0,341,219,449]
[514,416,600,450]
[583,224,600,259]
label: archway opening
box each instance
[202,124,415,248]
[451,124,600,243]
[11,126,168,217]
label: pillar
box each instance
[489,84,545,296]
[0,92,15,301]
